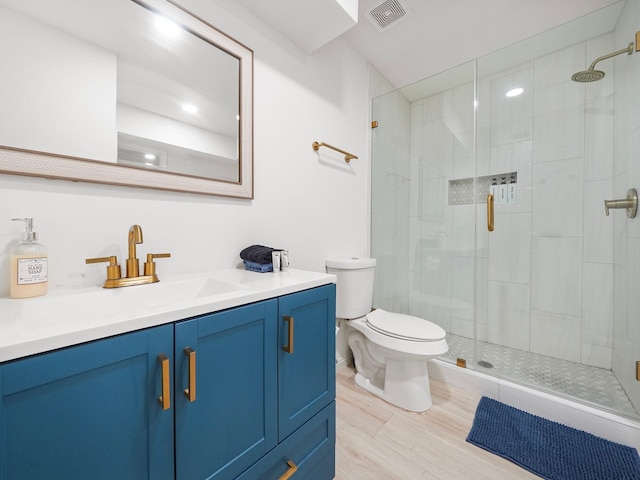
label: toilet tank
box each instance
[326,257,376,319]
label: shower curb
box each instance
[428,358,640,451]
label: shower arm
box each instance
[587,42,634,70]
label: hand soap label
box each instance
[16,257,48,284]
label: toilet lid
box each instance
[365,309,446,342]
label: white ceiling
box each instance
[238,0,358,52]
[246,0,624,89]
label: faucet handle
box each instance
[144,253,171,277]
[86,255,122,280]
[604,188,638,218]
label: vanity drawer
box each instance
[238,401,336,480]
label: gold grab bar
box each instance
[278,460,298,480]
[183,347,196,402]
[487,194,495,232]
[312,141,358,163]
[283,316,294,354]
[158,354,170,410]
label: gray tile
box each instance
[441,333,638,418]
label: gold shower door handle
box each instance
[487,194,495,232]
[157,354,170,410]
[183,347,196,402]
[283,316,294,354]
[278,460,298,480]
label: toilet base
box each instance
[353,358,433,413]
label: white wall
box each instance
[0,0,370,295]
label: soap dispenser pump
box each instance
[10,218,48,298]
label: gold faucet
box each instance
[126,224,143,278]
[86,224,171,288]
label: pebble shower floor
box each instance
[441,333,638,419]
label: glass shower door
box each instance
[473,6,640,419]
[370,61,478,368]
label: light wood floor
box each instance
[335,365,539,480]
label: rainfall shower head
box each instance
[571,42,634,82]
[571,69,606,82]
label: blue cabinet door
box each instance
[278,284,336,441]
[174,299,278,480]
[0,324,175,480]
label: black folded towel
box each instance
[240,244,279,264]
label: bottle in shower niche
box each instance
[10,218,48,298]
[489,178,498,199]
[498,177,508,204]
[508,175,517,203]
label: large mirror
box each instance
[0,0,253,198]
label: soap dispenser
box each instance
[489,178,498,199]
[508,175,518,203]
[498,177,508,204]
[10,218,48,298]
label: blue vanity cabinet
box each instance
[0,324,175,480]
[174,283,336,480]
[237,402,335,480]
[0,282,336,480]
[174,299,279,480]
[278,284,336,441]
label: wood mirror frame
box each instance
[0,0,253,198]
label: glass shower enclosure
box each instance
[371,0,640,420]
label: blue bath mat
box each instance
[466,396,640,479]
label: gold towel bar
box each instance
[312,141,358,163]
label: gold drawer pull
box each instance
[157,354,170,410]
[279,460,298,480]
[487,193,495,232]
[183,347,196,402]
[283,316,294,354]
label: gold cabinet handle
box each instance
[183,347,196,402]
[487,193,495,232]
[278,460,298,480]
[157,354,170,410]
[283,316,294,354]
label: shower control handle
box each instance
[604,188,637,218]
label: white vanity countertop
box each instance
[0,268,336,363]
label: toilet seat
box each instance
[348,312,449,357]
[366,309,446,342]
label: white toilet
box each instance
[326,257,448,412]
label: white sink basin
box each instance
[13,276,248,329]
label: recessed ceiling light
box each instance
[182,104,198,114]
[506,87,524,97]
[155,15,180,37]
[144,153,156,160]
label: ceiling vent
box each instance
[367,0,412,32]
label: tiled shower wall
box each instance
[475,33,616,369]
[371,89,411,314]
[373,33,619,370]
